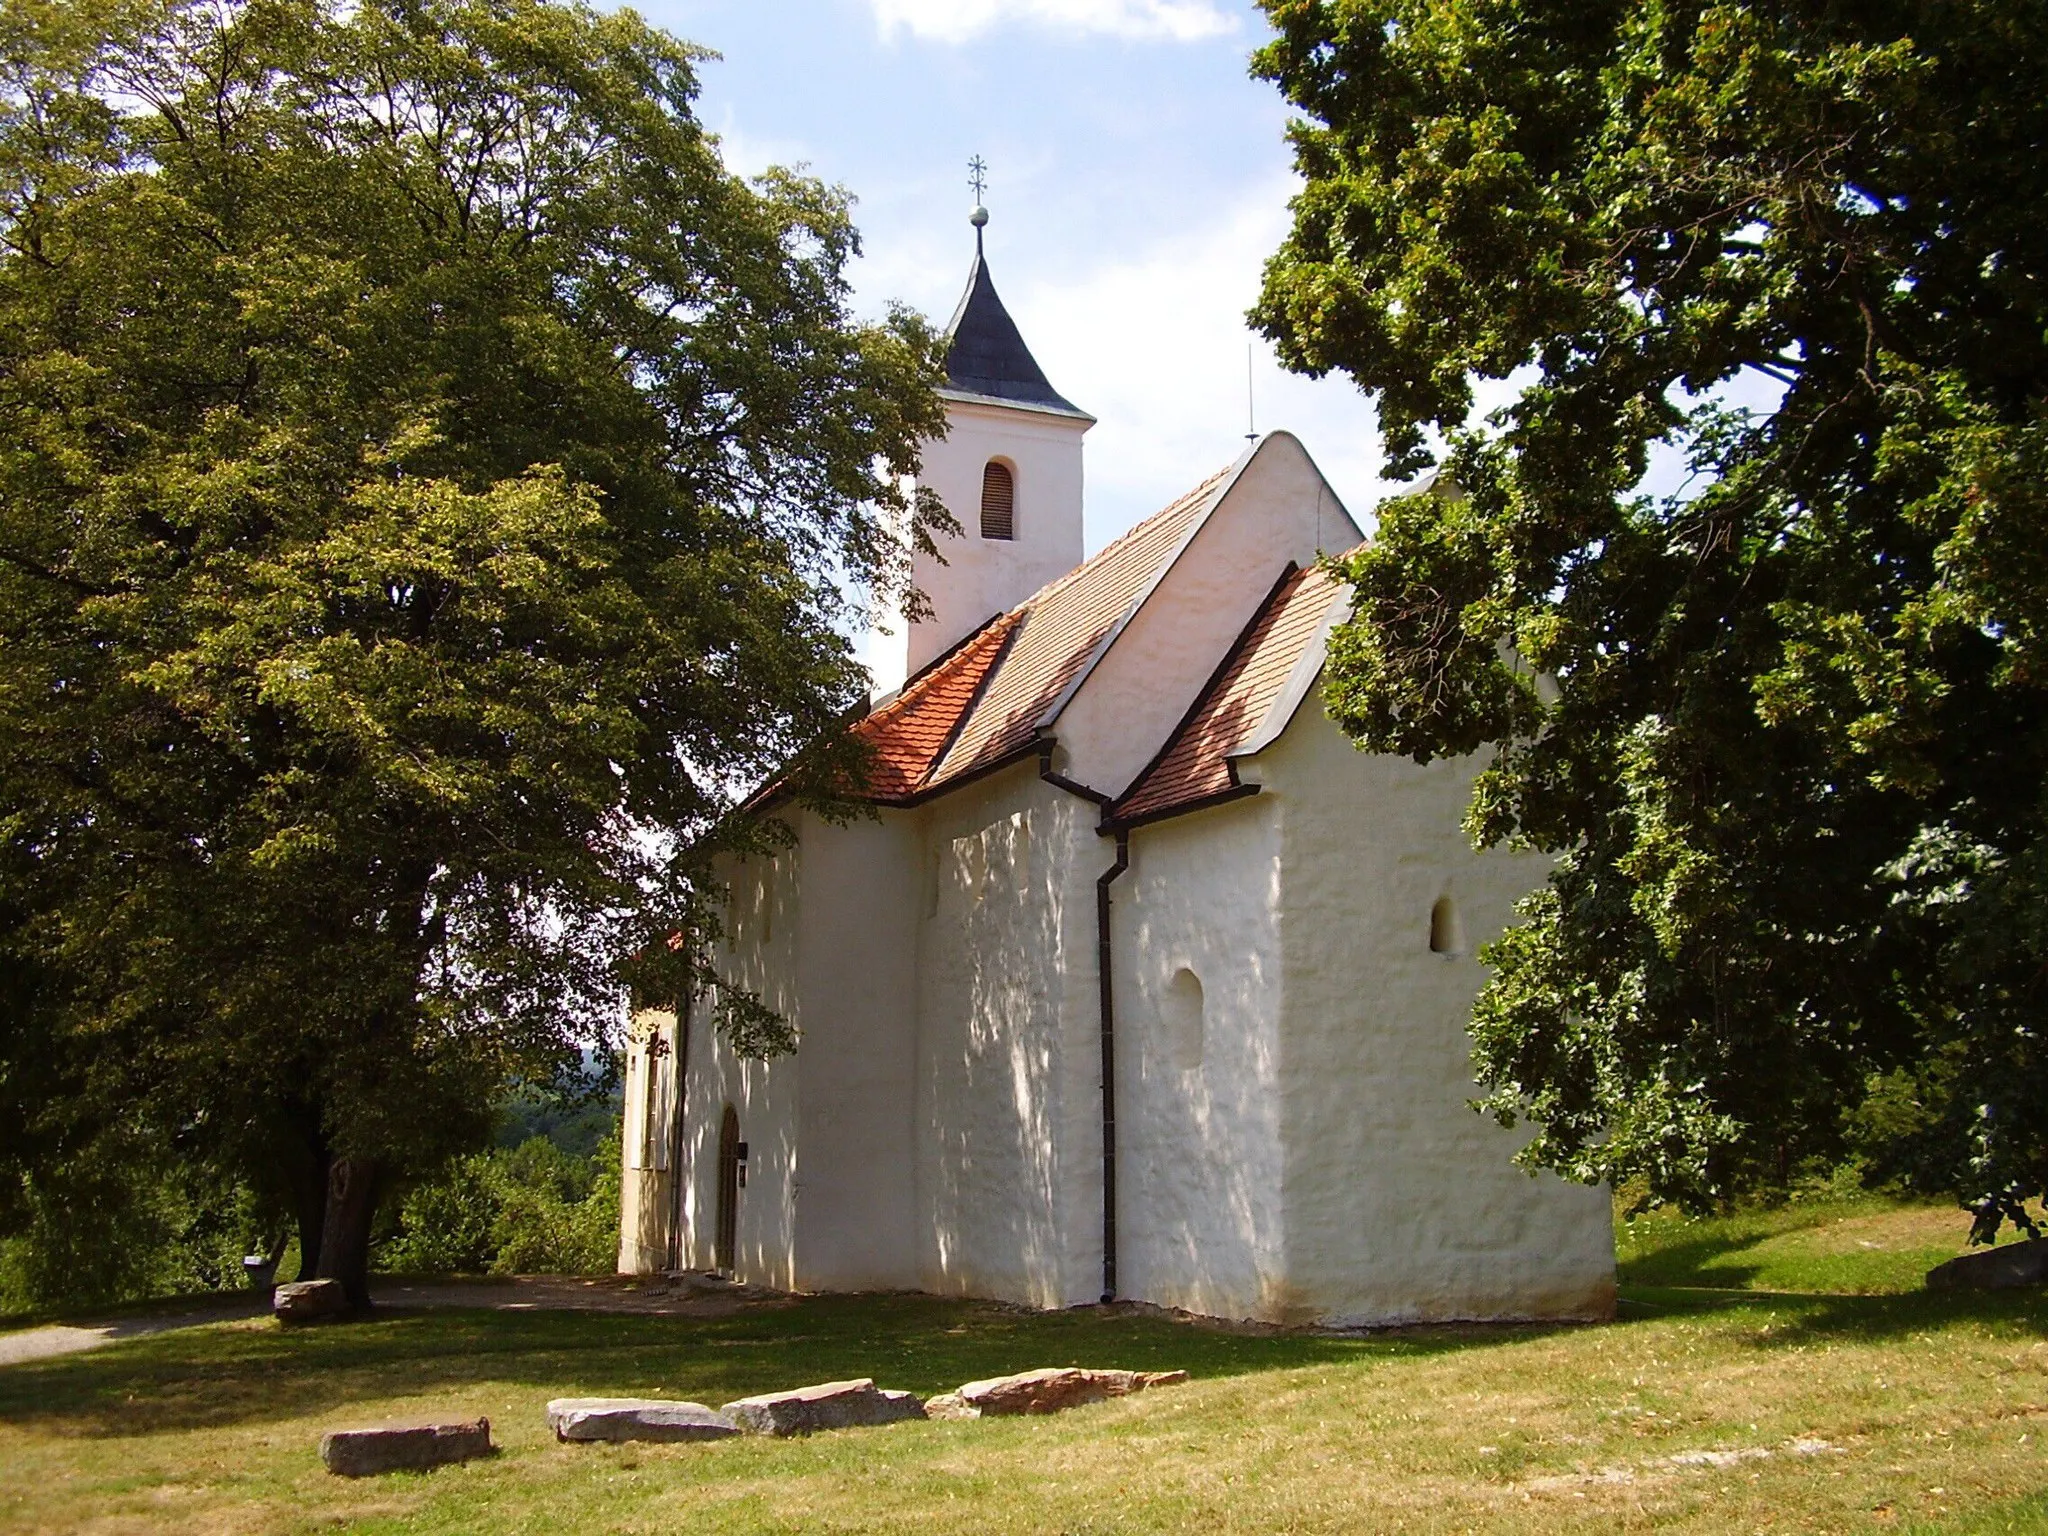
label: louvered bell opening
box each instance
[980,460,1015,540]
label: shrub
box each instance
[380,1130,620,1276]
[0,1139,272,1316]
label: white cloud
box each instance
[867,0,1236,45]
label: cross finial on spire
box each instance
[967,156,990,254]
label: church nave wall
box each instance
[1113,795,1288,1322]
[1263,703,1616,1327]
[913,762,1104,1309]
[674,844,804,1289]
[788,808,923,1291]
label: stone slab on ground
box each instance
[274,1279,350,1325]
[956,1367,1188,1417]
[320,1418,493,1476]
[1926,1237,2048,1291]
[720,1378,926,1436]
[547,1397,739,1443]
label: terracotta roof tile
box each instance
[1109,562,1347,826]
[851,611,1020,803]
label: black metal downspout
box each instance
[1036,742,1125,1305]
[1095,829,1130,1304]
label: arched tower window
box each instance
[980,460,1015,540]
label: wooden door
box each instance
[715,1105,739,1272]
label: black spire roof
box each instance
[942,251,1091,420]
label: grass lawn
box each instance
[1,1200,2043,1534]
[1616,1192,2045,1296]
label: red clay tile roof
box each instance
[852,611,1022,802]
[1108,561,1348,826]
[850,462,1235,804]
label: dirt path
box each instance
[0,1273,785,1367]
[376,1272,790,1318]
[0,1296,272,1366]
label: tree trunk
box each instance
[272,1113,331,1281]
[288,1149,330,1282]
[315,1154,382,1312]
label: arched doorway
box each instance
[716,1104,740,1273]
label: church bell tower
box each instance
[869,189,1093,698]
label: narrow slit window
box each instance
[980,460,1015,540]
[1430,896,1464,956]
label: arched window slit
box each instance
[1430,896,1463,956]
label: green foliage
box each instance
[0,1133,271,1315]
[0,0,944,1265]
[379,1132,621,1276]
[1254,0,2048,1235]
[496,1066,622,1159]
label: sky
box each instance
[626,0,1400,556]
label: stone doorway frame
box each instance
[715,1104,740,1273]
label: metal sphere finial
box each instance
[970,205,989,228]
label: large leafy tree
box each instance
[1253,0,2048,1234]
[0,0,944,1303]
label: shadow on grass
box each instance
[11,1279,2039,1443]
[0,1288,270,1336]
[0,1291,1565,1440]
[1617,1227,1771,1290]
[1619,1283,2048,1347]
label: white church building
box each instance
[616,226,1615,1328]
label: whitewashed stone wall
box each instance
[1114,800,1287,1320]
[616,1008,678,1274]
[788,810,922,1291]
[870,398,1089,695]
[676,847,803,1290]
[1256,702,1616,1325]
[914,761,1105,1308]
[632,687,1612,1324]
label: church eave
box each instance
[937,385,1096,424]
[1104,780,1261,833]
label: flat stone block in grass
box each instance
[957,1367,1189,1417]
[1926,1238,2048,1291]
[721,1378,925,1436]
[547,1398,739,1443]
[320,1418,493,1477]
[273,1279,350,1325]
